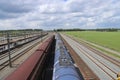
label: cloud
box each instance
[0,0,120,30]
[0,0,41,19]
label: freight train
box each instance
[52,34,83,80]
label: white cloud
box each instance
[0,0,120,30]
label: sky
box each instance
[0,0,120,30]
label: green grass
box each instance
[64,31,120,52]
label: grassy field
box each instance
[64,31,120,52]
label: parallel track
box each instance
[0,48,23,60]
[61,34,120,80]
[71,37,120,67]
[0,36,47,70]
[77,46,116,80]
[62,36,99,80]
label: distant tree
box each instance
[56,28,85,31]
[96,28,118,32]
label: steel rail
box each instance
[0,35,48,70]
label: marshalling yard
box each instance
[0,31,120,80]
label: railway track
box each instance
[82,43,120,67]
[5,35,55,80]
[76,46,117,80]
[61,34,120,80]
[0,35,48,70]
[61,35,99,80]
[0,48,21,60]
[69,36,120,67]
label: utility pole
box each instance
[41,31,42,42]
[24,31,26,43]
[7,32,12,67]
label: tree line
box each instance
[55,28,119,32]
[0,29,42,32]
